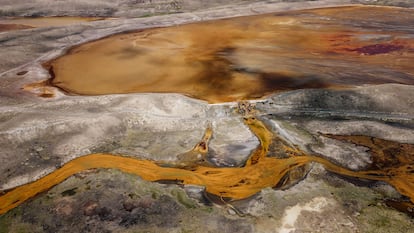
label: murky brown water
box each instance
[0,17,105,32]
[44,5,414,103]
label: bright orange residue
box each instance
[1,116,413,215]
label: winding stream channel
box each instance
[1,114,414,215]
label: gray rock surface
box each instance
[1,0,413,18]
[0,0,399,18]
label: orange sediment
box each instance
[0,17,105,32]
[41,5,414,103]
[1,117,414,215]
[0,23,33,32]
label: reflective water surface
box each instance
[45,6,414,103]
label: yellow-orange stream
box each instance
[1,117,413,215]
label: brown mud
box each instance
[1,116,413,216]
[0,23,33,32]
[43,5,414,103]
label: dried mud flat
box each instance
[1,1,414,233]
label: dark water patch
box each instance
[61,187,77,197]
[385,200,414,217]
[16,70,28,76]
[260,72,330,92]
[347,43,405,55]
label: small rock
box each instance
[83,201,99,216]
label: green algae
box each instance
[357,205,413,233]
[171,188,197,209]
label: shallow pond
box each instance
[45,5,414,103]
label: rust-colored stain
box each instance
[324,33,409,55]
[348,43,405,55]
[41,5,414,103]
[1,116,413,216]
[0,17,105,32]
[0,24,33,32]
[322,134,414,170]
[22,80,55,98]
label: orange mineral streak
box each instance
[0,23,33,32]
[22,80,55,98]
[1,117,414,215]
[0,17,105,31]
[43,5,414,103]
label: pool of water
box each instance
[45,5,414,103]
